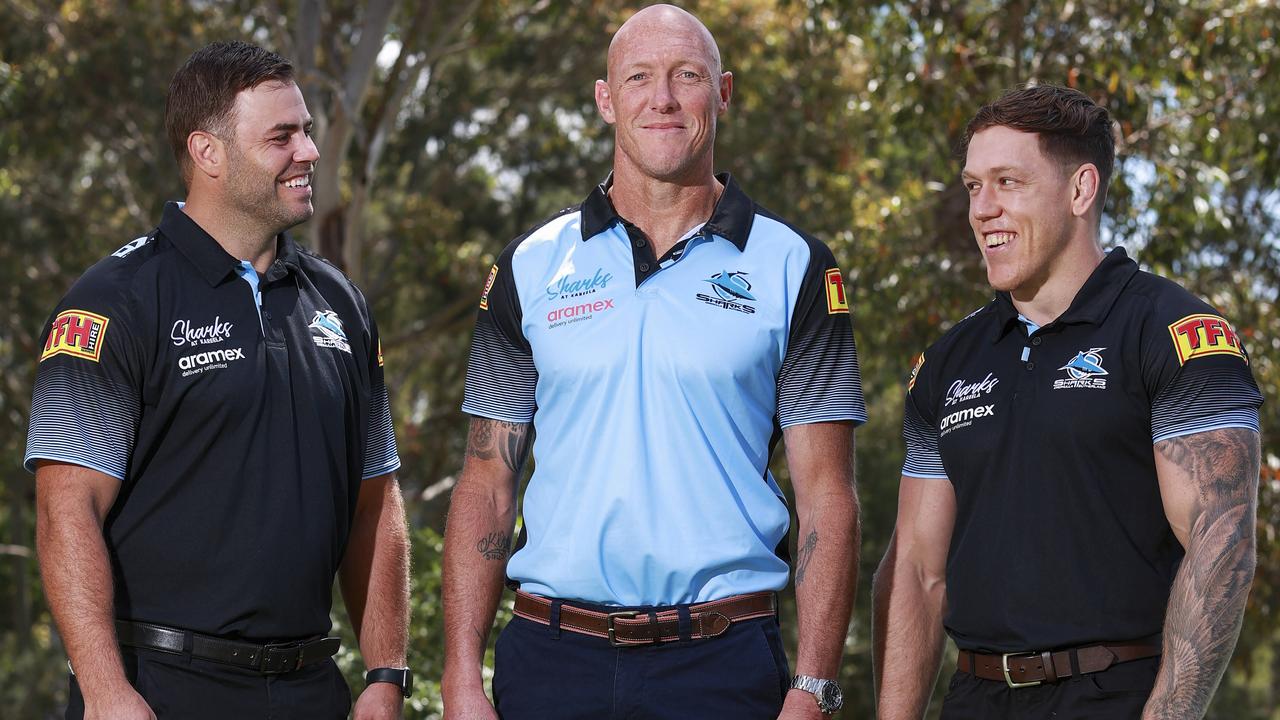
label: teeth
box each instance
[986,232,1014,248]
[283,176,310,189]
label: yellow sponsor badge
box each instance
[41,310,110,363]
[1167,313,1246,365]
[908,352,925,391]
[479,265,499,310]
[377,339,384,367]
[825,268,850,314]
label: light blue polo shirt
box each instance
[462,174,866,606]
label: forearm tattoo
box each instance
[476,531,512,561]
[796,528,819,585]
[466,418,532,473]
[1145,428,1259,719]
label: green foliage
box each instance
[0,1,1276,718]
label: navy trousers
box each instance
[66,647,351,720]
[940,656,1159,720]
[493,608,791,719]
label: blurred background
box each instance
[1,1,1277,717]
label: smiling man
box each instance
[27,42,409,719]
[443,5,865,719]
[873,85,1263,720]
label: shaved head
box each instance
[607,4,722,80]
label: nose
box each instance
[650,75,678,113]
[296,133,320,164]
[970,184,1001,223]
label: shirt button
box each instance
[639,262,650,272]
[1026,362,1035,370]
[1031,337,1042,345]
[634,238,647,248]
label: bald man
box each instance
[442,6,866,718]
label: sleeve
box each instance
[1146,306,1263,443]
[361,312,401,480]
[461,252,538,423]
[24,271,144,479]
[775,240,867,428]
[901,352,948,479]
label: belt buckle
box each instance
[606,611,637,647]
[1002,652,1042,688]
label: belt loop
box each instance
[676,605,692,642]
[647,611,660,645]
[1040,651,1057,682]
[182,629,194,655]
[548,599,562,639]
[1068,648,1080,677]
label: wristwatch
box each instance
[365,667,413,698]
[790,674,843,714]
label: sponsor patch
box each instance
[944,372,999,406]
[170,316,233,347]
[112,236,150,259]
[547,298,615,329]
[939,404,995,437]
[825,268,849,314]
[1168,314,1246,365]
[479,265,499,310]
[178,347,245,377]
[907,353,924,391]
[697,270,757,314]
[1054,347,1109,390]
[41,310,110,363]
[546,267,613,300]
[377,339,384,367]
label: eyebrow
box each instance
[961,165,1022,179]
[267,119,314,134]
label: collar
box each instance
[579,172,755,251]
[159,201,301,286]
[991,246,1139,342]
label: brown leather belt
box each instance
[957,636,1162,688]
[513,590,777,647]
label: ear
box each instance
[595,79,615,125]
[717,71,733,115]
[187,130,226,181]
[1070,163,1101,218]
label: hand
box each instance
[443,684,500,720]
[777,688,827,719]
[83,683,156,720]
[353,680,404,720]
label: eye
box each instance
[999,177,1016,186]
[628,72,647,82]
[964,181,980,192]
[273,135,290,144]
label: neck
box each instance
[182,194,279,273]
[608,160,722,258]
[1010,237,1106,326]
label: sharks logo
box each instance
[1054,347,1108,390]
[309,310,352,354]
[697,271,756,313]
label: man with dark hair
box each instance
[28,41,410,719]
[443,5,864,719]
[873,84,1262,719]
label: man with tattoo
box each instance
[442,5,865,719]
[873,85,1263,720]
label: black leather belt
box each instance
[115,620,340,674]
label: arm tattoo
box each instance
[1145,427,1259,719]
[466,418,532,473]
[476,531,512,561]
[795,528,819,585]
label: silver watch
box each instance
[790,674,843,714]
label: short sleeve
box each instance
[776,241,867,428]
[25,273,144,479]
[361,313,401,479]
[461,258,538,423]
[1147,311,1262,443]
[901,353,948,479]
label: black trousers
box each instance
[66,647,351,720]
[940,656,1159,720]
[493,612,792,720]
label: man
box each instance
[873,84,1263,720]
[442,5,865,719]
[27,41,410,719]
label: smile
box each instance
[282,175,311,189]
[985,231,1015,248]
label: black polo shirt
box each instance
[25,202,400,641]
[901,247,1262,652]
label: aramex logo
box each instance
[547,298,614,323]
[177,347,245,377]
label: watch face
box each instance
[820,681,843,709]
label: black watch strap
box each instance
[365,667,412,698]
